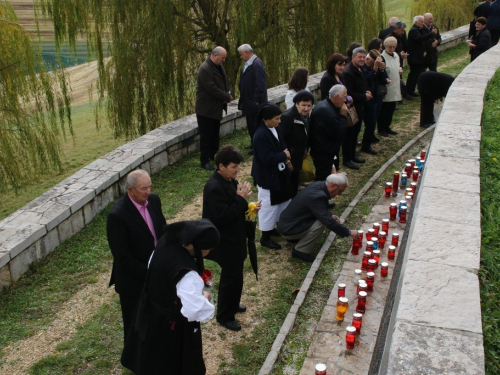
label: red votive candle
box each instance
[367,259,377,272]
[412,167,419,182]
[361,251,371,270]
[357,230,364,243]
[372,249,380,267]
[382,219,389,232]
[390,203,398,221]
[366,271,375,293]
[392,171,400,195]
[351,237,360,255]
[346,326,357,349]
[409,159,416,169]
[388,245,396,260]
[391,233,400,247]
[315,363,327,375]
[352,313,363,335]
[411,182,417,194]
[378,231,387,249]
[356,291,367,313]
[373,223,380,236]
[381,262,389,277]
[367,229,375,241]
[404,163,412,175]
[336,297,349,321]
[338,283,346,298]
[356,280,367,294]
[365,241,373,254]
[399,206,407,223]
[420,150,426,161]
[385,182,392,197]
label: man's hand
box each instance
[237,181,252,199]
[432,40,439,48]
[287,161,294,172]
[432,27,438,35]
[365,91,373,101]
[402,52,409,59]
[340,103,349,116]
[332,214,341,222]
[254,201,262,212]
[350,230,359,239]
[284,148,291,159]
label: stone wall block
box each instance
[150,151,169,174]
[9,244,38,281]
[40,228,60,258]
[1,225,47,259]
[139,161,151,174]
[0,264,11,291]
[0,250,10,269]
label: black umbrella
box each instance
[246,220,258,281]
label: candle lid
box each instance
[339,297,348,303]
[390,203,397,207]
[381,262,389,267]
[353,312,363,318]
[373,249,380,254]
[358,280,367,285]
[371,236,378,242]
[401,206,407,210]
[411,182,417,186]
[399,200,406,204]
[379,231,386,236]
[408,193,413,197]
[382,218,389,222]
[346,326,357,333]
[338,283,346,288]
[373,222,380,226]
[401,172,407,177]
[394,170,400,174]
[315,363,327,371]
[366,241,373,245]
[358,291,367,297]
[368,228,375,233]
[385,181,392,186]
[367,271,375,277]
[393,233,399,237]
[388,245,396,250]
[364,251,371,256]
[358,229,364,233]
[368,259,376,264]
[355,269,362,275]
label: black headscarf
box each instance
[256,102,282,125]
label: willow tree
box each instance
[411,0,476,31]
[0,2,71,190]
[36,0,384,139]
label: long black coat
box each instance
[238,56,268,115]
[202,171,248,267]
[422,24,442,65]
[309,98,346,156]
[342,62,368,120]
[280,105,309,175]
[470,28,492,61]
[107,193,166,299]
[407,24,435,65]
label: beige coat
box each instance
[382,51,401,102]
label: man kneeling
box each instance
[277,174,359,262]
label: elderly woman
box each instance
[468,17,492,61]
[121,219,220,375]
[378,37,401,137]
[320,53,348,100]
[285,67,311,109]
[251,103,293,249]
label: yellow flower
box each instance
[245,201,259,221]
[493,157,498,162]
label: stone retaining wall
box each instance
[0,25,470,290]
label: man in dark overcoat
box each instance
[418,71,455,128]
[237,44,268,154]
[195,46,232,171]
[107,169,166,342]
[422,13,442,72]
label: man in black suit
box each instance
[203,145,260,331]
[418,71,455,128]
[379,16,399,40]
[237,44,268,154]
[107,169,166,342]
[406,15,438,96]
[422,13,442,72]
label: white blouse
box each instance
[284,87,311,109]
[176,271,215,323]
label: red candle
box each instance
[361,251,371,271]
[409,159,416,169]
[388,245,396,260]
[315,363,327,375]
[410,182,417,194]
[373,223,380,236]
[382,219,389,232]
[352,313,363,335]
[392,171,400,193]
[399,206,407,223]
[346,326,357,349]
[357,230,364,243]
[404,163,412,175]
[391,233,400,247]
[367,228,375,241]
[412,167,419,182]
[372,249,380,267]
[365,241,373,254]
[367,259,376,272]
[338,283,346,298]
[385,182,392,197]
[381,262,389,277]
[356,291,367,313]
[420,150,426,161]
[378,231,387,249]
[366,271,375,293]
[351,238,360,255]
[390,203,398,221]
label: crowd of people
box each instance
[105,6,497,373]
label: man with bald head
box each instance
[196,46,233,171]
[107,169,166,342]
[379,16,400,40]
[422,13,442,71]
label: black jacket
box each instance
[361,64,388,103]
[379,25,394,40]
[280,105,309,174]
[407,24,435,65]
[418,71,455,100]
[309,98,346,156]
[342,62,368,120]
[277,181,351,237]
[470,28,492,61]
[422,24,442,64]
[319,71,342,100]
[238,56,268,115]
[202,171,248,266]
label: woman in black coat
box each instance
[468,17,492,61]
[251,103,293,249]
[320,53,348,100]
[121,219,220,375]
[280,91,315,197]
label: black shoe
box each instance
[371,137,380,144]
[218,320,241,331]
[378,132,389,137]
[292,249,315,263]
[244,145,253,149]
[343,160,359,170]
[201,162,215,171]
[420,123,432,129]
[353,155,365,163]
[361,147,378,155]
[387,128,398,135]
[404,94,414,100]
[248,149,254,155]
[260,238,282,249]
[328,201,336,208]
[237,304,247,313]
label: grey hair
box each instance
[389,17,399,26]
[352,47,367,56]
[329,84,347,98]
[127,169,149,189]
[212,46,226,56]
[237,44,254,53]
[326,173,348,187]
[413,15,424,23]
[424,13,433,20]
[394,21,406,30]
[384,36,398,47]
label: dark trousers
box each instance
[119,292,140,343]
[197,114,221,165]
[400,78,408,98]
[490,29,500,46]
[406,64,425,95]
[342,121,362,163]
[362,102,377,149]
[246,112,258,147]
[216,263,244,323]
[312,152,337,181]
[425,62,437,72]
[420,96,435,126]
[378,102,397,133]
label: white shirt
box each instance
[176,271,215,323]
[284,87,311,109]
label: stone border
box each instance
[0,25,470,290]
[378,44,500,375]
